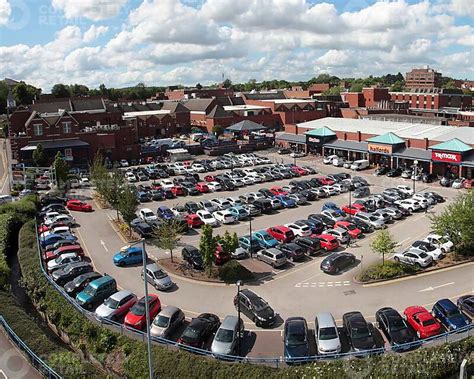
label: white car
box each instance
[226,197,243,207]
[184,166,195,174]
[321,185,338,196]
[207,182,222,192]
[80,178,90,187]
[411,194,429,208]
[47,252,81,272]
[44,211,61,220]
[125,172,137,182]
[321,210,345,222]
[241,176,254,185]
[230,178,245,187]
[213,210,236,224]
[416,192,436,205]
[171,206,188,217]
[410,242,444,261]
[394,199,421,212]
[323,155,338,164]
[332,183,349,193]
[393,249,433,268]
[120,159,129,167]
[248,175,263,184]
[45,214,75,226]
[248,192,265,201]
[211,198,231,210]
[423,234,454,253]
[192,163,206,173]
[324,227,350,244]
[160,179,174,190]
[196,210,218,226]
[139,208,158,223]
[452,178,465,189]
[198,200,218,213]
[396,185,414,196]
[290,151,306,158]
[285,223,311,237]
[269,198,282,210]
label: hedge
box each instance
[218,260,255,283]
[358,260,421,282]
[0,213,13,288]
[16,219,474,378]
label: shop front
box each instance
[323,140,368,161]
[392,147,432,173]
[366,133,406,169]
[305,126,336,156]
[430,139,473,178]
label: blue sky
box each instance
[0,0,472,91]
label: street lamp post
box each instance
[348,188,352,220]
[236,280,243,357]
[412,160,418,194]
[249,213,253,258]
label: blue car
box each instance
[137,191,151,202]
[157,206,174,220]
[228,206,250,221]
[300,219,324,234]
[322,202,346,216]
[274,195,297,208]
[254,230,279,248]
[113,246,146,266]
[238,235,261,253]
[40,233,77,248]
[284,317,310,363]
[432,299,471,331]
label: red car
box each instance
[66,200,92,212]
[204,175,215,182]
[38,222,67,233]
[44,244,84,262]
[463,179,473,189]
[335,221,362,239]
[404,306,442,339]
[186,213,203,228]
[341,203,365,215]
[291,166,308,176]
[171,186,184,196]
[124,295,161,330]
[195,182,210,193]
[269,186,288,196]
[151,183,162,190]
[315,234,339,251]
[266,225,295,243]
[318,176,335,185]
[214,245,230,265]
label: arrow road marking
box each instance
[100,240,109,252]
[419,282,455,292]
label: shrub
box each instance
[0,213,14,289]
[359,260,420,282]
[218,260,255,283]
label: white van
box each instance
[350,159,370,171]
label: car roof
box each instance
[110,290,133,301]
[159,305,181,317]
[316,312,336,328]
[220,315,239,329]
[90,275,114,287]
[436,299,457,310]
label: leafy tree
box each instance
[370,229,398,265]
[51,84,70,98]
[153,219,183,263]
[195,83,203,90]
[390,81,405,92]
[99,83,108,96]
[105,170,125,220]
[322,86,343,96]
[118,186,139,236]
[443,80,458,90]
[199,224,217,277]
[13,82,40,105]
[69,84,89,97]
[349,83,364,92]
[430,191,474,257]
[53,152,69,188]
[222,79,232,88]
[212,124,224,138]
[32,143,47,167]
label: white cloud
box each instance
[52,0,128,21]
[316,50,351,67]
[0,0,10,25]
[448,0,474,17]
[83,25,109,43]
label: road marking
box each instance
[418,282,455,292]
[100,239,109,252]
[296,280,351,288]
[0,369,8,379]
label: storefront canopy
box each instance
[20,139,89,151]
[324,140,368,152]
[305,126,336,138]
[275,132,306,144]
[430,138,472,153]
[226,120,267,132]
[392,147,432,161]
[366,132,405,145]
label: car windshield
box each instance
[152,269,167,279]
[438,237,449,244]
[262,234,273,241]
[352,326,370,339]
[104,297,120,309]
[83,285,96,296]
[215,328,234,343]
[446,308,461,317]
[153,315,169,328]
[203,213,212,219]
[369,216,379,222]
[389,318,406,331]
[346,224,357,231]
[418,252,428,258]
[120,250,131,257]
[319,327,338,340]
[131,302,146,316]
[286,329,307,345]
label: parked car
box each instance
[315,312,341,355]
[279,243,306,262]
[181,245,204,270]
[234,289,276,327]
[432,299,471,331]
[267,226,295,243]
[375,307,417,350]
[76,275,117,310]
[316,234,340,251]
[343,311,377,352]
[151,305,185,339]
[410,241,444,260]
[457,295,474,318]
[256,248,287,268]
[334,221,362,239]
[95,290,137,321]
[196,210,219,227]
[47,252,81,272]
[141,263,173,291]
[64,272,102,296]
[374,166,389,176]
[238,235,261,254]
[354,212,385,229]
[124,294,161,330]
[211,315,244,356]
[66,200,93,212]
[51,261,91,285]
[178,313,221,348]
[393,249,433,268]
[254,230,279,249]
[283,317,310,363]
[403,306,442,339]
[423,234,454,253]
[320,252,356,274]
[213,210,236,224]
[293,236,321,255]
[342,203,365,215]
[113,245,145,267]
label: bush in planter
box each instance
[359,260,420,282]
[218,260,255,283]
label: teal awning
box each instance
[430,138,472,153]
[366,132,404,145]
[305,126,336,137]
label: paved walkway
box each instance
[0,329,41,379]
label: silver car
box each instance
[142,263,173,291]
[150,306,185,339]
[315,312,341,355]
[211,315,244,356]
[95,290,137,320]
[354,212,385,229]
[382,207,403,220]
[372,210,392,223]
[256,248,287,268]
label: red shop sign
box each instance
[431,151,461,163]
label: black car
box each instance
[40,195,67,207]
[320,252,356,274]
[234,289,276,328]
[457,295,474,318]
[131,219,153,238]
[64,272,102,296]
[307,178,322,188]
[422,173,437,183]
[297,219,324,235]
[350,218,374,233]
[298,189,317,201]
[181,246,204,270]
[278,148,291,155]
[181,182,199,196]
[258,188,274,198]
[162,188,175,198]
[294,236,321,255]
[352,176,368,186]
[335,172,351,180]
[284,317,310,363]
[184,201,199,214]
[353,186,370,198]
[178,313,220,348]
[52,261,92,286]
[386,167,402,177]
[342,311,377,352]
[374,166,389,176]
[279,243,306,262]
[425,191,445,203]
[220,179,236,191]
[253,199,273,214]
[375,307,418,350]
[308,213,335,228]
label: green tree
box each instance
[53,152,69,188]
[212,124,224,138]
[105,170,125,220]
[118,186,139,236]
[370,229,398,265]
[69,84,89,97]
[199,224,217,277]
[390,81,405,92]
[90,153,110,204]
[430,191,474,257]
[153,219,183,263]
[222,79,232,88]
[99,83,108,96]
[349,83,363,92]
[195,83,203,90]
[322,86,343,96]
[32,143,47,167]
[51,84,70,98]
[443,80,458,90]
[13,82,40,105]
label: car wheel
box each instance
[394,257,400,262]
[408,208,413,212]
[441,248,446,254]
[118,261,124,267]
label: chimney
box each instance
[357,131,361,142]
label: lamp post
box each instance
[348,188,352,219]
[249,212,253,258]
[412,160,418,194]
[236,280,243,357]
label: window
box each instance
[63,122,72,134]
[33,124,43,136]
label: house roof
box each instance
[366,132,405,145]
[31,100,72,113]
[304,126,336,137]
[430,138,472,152]
[161,102,189,113]
[183,98,215,112]
[71,98,105,111]
[207,105,231,119]
[226,120,267,132]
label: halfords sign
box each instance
[431,151,462,163]
[368,143,392,155]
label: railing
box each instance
[0,316,62,379]
[34,221,474,368]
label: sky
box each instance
[0,0,473,92]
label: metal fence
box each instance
[34,222,473,368]
[0,316,61,379]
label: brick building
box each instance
[390,88,472,110]
[405,67,442,89]
[165,87,234,101]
